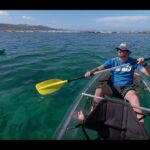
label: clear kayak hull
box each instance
[53,71,150,140]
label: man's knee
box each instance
[95,87,104,97]
[125,90,138,101]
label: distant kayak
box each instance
[0,49,6,55]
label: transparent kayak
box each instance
[53,71,150,140]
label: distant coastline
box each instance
[0,23,71,33]
[0,23,150,34]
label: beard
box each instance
[118,53,128,59]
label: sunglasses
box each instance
[117,49,130,53]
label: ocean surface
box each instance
[0,32,150,140]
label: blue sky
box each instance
[1,10,150,31]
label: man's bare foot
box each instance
[77,111,85,121]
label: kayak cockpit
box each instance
[78,94,150,140]
[54,72,150,140]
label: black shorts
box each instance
[96,80,136,99]
[110,85,136,99]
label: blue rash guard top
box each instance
[103,57,144,87]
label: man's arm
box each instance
[85,65,105,78]
[140,65,150,76]
[137,57,150,76]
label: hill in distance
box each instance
[0,23,68,31]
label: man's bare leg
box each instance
[92,85,113,111]
[78,85,112,121]
[125,90,144,122]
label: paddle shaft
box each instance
[68,57,150,82]
[68,64,135,83]
[144,58,150,62]
[95,57,150,75]
[68,76,85,82]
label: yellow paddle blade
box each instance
[35,79,68,95]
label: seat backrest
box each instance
[83,99,149,140]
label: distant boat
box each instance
[0,49,5,55]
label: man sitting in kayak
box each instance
[78,42,150,123]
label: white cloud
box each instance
[94,15,150,24]
[22,16,31,20]
[0,11,9,17]
[0,11,12,24]
[92,15,150,31]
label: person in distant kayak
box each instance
[78,42,150,123]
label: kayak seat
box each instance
[83,99,150,140]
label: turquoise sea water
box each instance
[0,32,150,139]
